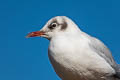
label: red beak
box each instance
[26,31,45,38]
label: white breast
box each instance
[48,34,115,80]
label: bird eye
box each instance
[49,23,57,29]
[51,23,57,27]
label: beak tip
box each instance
[25,35,29,38]
[26,31,44,38]
[26,33,32,38]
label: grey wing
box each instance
[89,37,116,67]
[86,34,120,79]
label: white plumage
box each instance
[27,16,120,80]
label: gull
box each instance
[26,16,120,80]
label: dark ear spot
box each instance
[61,21,67,30]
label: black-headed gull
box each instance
[27,16,120,80]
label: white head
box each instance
[26,16,81,40]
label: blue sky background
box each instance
[0,0,120,80]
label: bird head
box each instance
[26,16,80,40]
